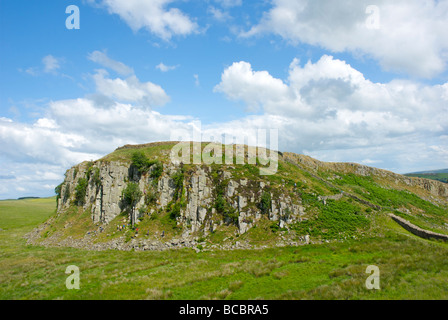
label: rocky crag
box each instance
[26,142,448,251]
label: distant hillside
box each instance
[405,169,448,184]
[25,142,448,252]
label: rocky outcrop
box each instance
[56,159,306,237]
[58,161,132,224]
[45,143,447,252]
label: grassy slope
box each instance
[1,197,448,300]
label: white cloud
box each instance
[21,55,62,76]
[156,62,178,72]
[214,61,291,112]
[95,0,198,40]
[0,117,91,166]
[42,55,61,74]
[24,67,38,76]
[92,69,170,107]
[208,6,231,22]
[242,0,448,77]
[3,51,448,199]
[35,118,59,129]
[214,55,448,169]
[0,97,194,199]
[88,50,134,76]
[194,74,200,87]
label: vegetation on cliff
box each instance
[27,142,448,250]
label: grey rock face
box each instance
[56,159,308,240]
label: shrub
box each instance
[224,207,239,225]
[75,178,88,206]
[172,168,184,201]
[144,189,157,205]
[215,194,226,214]
[55,183,63,202]
[213,174,238,226]
[87,165,101,187]
[122,182,143,227]
[270,222,280,233]
[168,202,181,220]
[150,161,163,180]
[132,150,151,174]
[132,150,163,181]
[259,191,272,214]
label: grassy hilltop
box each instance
[1,142,448,300]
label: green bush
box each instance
[224,207,239,225]
[122,182,143,227]
[270,222,280,233]
[122,183,143,208]
[150,161,163,180]
[212,173,238,226]
[144,189,157,205]
[131,150,150,174]
[87,165,101,187]
[75,178,88,206]
[172,168,184,201]
[168,202,181,220]
[131,150,163,181]
[55,183,62,202]
[259,191,272,214]
[214,195,226,214]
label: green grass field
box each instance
[1,197,448,300]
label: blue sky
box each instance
[1,0,447,199]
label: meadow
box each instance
[1,197,447,300]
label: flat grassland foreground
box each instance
[1,197,448,300]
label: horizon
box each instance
[1,0,447,200]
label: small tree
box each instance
[131,150,150,173]
[122,182,143,227]
[75,178,88,206]
[259,191,272,215]
[171,167,185,201]
[55,183,63,203]
[150,161,163,180]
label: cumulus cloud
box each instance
[92,69,170,107]
[88,50,134,76]
[0,97,194,199]
[42,55,61,74]
[213,61,291,112]
[242,0,448,77]
[214,55,448,170]
[1,51,180,198]
[156,62,178,72]
[208,6,231,22]
[3,52,447,199]
[93,0,198,40]
[20,55,63,76]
